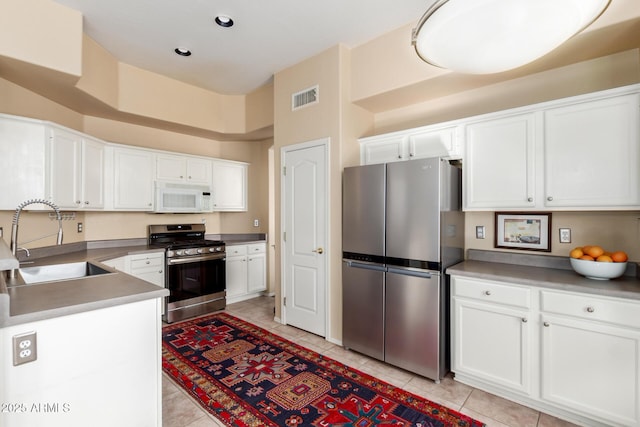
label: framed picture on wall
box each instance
[495,212,551,252]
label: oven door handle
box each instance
[167,253,226,265]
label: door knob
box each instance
[312,247,324,254]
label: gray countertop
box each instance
[0,234,267,328]
[0,243,169,328]
[447,250,640,300]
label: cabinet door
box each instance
[226,255,247,299]
[361,137,406,164]
[156,154,185,182]
[541,314,640,425]
[186,158,212,185]
[113,147,155,210]
[544,94,640,208]
[81,138,105,209]
[408,127,460,159]
[48,126,81,209]
[452,298,532,395]
[211,160,247,211]
[247,252,266,293]
[0,116,47,209]
[464,113,537,210]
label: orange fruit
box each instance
[611,251,629,263]
[582,245,593,253]
[580,255,595,261]
[569,248,584,259]
[585,245,604,258]
[596,255,613,262]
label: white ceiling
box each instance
[52,0,433,95]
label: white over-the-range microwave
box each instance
[154,182,212,213]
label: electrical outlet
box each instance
[77,222,83,233]
[559,228,571,243]
[253,219,259,227]
[13,331,37,366]
[476,225,485,239]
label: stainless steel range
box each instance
[148,224,226,323]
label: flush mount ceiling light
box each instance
[174,47,192,57]
[411,0,611,74]
[215,15,234,28]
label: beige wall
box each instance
[465,211,640,262]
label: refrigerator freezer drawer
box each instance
[342,261,385,361]
[385,270,443,380]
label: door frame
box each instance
[280,138,330,336]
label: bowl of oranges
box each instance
[569,245,628,280]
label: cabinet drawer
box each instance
[452,276,531,309]
[227,245,247,256]
[130,254,164,271]
[247,243,266,254]
[541,291,640,329]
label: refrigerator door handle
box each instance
[387,266,435,279]
[344,260,387,272]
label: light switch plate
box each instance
[559,228,571,243]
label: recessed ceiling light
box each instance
[215,15,234,28]
[174,47,192,57]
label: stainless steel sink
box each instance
[18,262,112,284]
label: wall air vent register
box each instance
[292,85,319,111]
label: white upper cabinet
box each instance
[0,114,47,210]
[464,85,640,211]
[543,93,640,208]
[156,153,212,185]
[360,125,461,165]
[211,160,248,211]
[48,126,105,209]
[111,146,155,211]
[464,113,538,210]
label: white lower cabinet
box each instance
[226,243,266,304]
[451,275,640,426]
[103,252,165,313]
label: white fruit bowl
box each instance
[570,258,627,280]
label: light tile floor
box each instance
[162,296,578,427]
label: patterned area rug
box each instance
[162,312,484,427]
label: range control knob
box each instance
[175,250,185,256]
[197,248,204,254]
[185,249,196,256]
[209,247,216,253]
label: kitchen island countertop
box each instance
[1,242,169,328]
[447,249,640,300]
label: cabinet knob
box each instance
[544,322,550,327]
[180,175,184,179]
[188,176,192,179]
[397,155,402,159]
[85,201,90,205]
[527,197,533,202]
[76,200,81,204]
[522,318,528,323]
[547,196,553,201]
[158,270,163,274]
[409,153,414,157]
[483,290,491,296]
[146,260,151,264]
[586,306,595,313]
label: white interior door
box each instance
[282,139,328,337]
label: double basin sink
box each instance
[10,261,112,285]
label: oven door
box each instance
[165,252,226,323]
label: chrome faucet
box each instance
[9,199,63,278]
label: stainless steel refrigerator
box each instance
[342,157,464,382]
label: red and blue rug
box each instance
[162,312,484,426]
